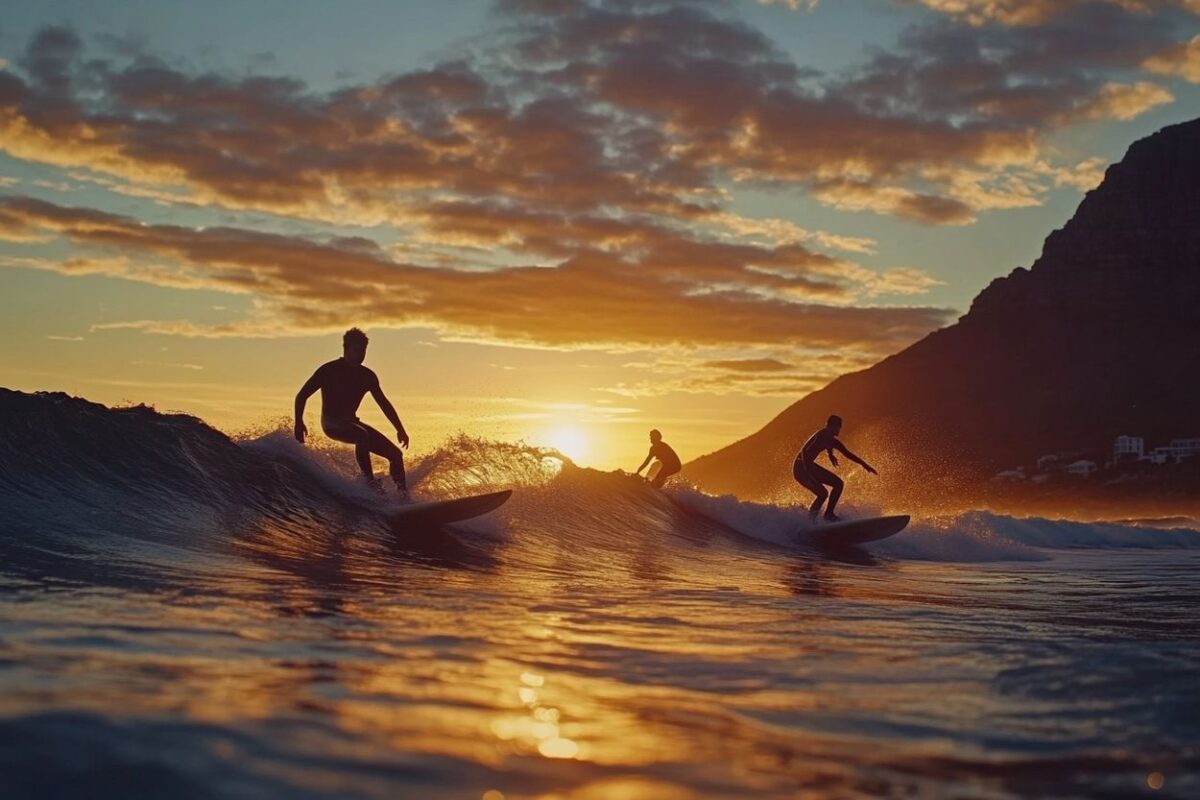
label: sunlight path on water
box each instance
[1,426,1199,798]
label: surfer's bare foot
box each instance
[395,487,412,504]
[823,511,840,522]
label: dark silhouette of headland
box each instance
[684,118,1200,514]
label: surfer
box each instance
[794,415,877,522]
[294,327,410,498]
[635,429,681,488]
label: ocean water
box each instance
[1,391,1199,799]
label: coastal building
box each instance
[1036,454,1060,470]
[1167,437,1200,459]
[992,469,1025,482]
[1145,438,1200,465]
[1113,435,1144,461]
[1065,459,1098,476]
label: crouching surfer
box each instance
[294,327,410,499]
[635,429,681,489]
[794,414,877,522]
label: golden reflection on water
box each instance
[491,670,580,760]
[6,511,1195,800]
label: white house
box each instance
[1144,449,1169,465]
[1113,435,1144,461]
[1037,454,1060,470]
[992,469,1026,482]
[1165,438,1200,461]
[1065,459,1098,476]
[1146,438,1200,465]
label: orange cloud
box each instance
[0,195,951,354]
[911,0,1199,26]
[1069,81,1174,120]
[606,349,883,398]
[1145,33,1200,81]
[703,358,793,372]
[810,180,978,225]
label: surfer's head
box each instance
[827,414,843,434]
[343,327,369,364]
[649,429,662,443]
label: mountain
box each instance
[683,118,1200,506]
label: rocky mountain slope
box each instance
[684,118,1200,505]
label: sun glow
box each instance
[544,425,590,463]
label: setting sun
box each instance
[544,425,591,463]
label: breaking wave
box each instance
[2,389,1198,587]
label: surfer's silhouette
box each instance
[294,328,410,498]
[794,414,877,522]
[635,429,681,488]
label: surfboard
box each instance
[386,489,512,527]
[802,514,910,546]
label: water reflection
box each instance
[3,511,1199,799]
[491,671,580,760]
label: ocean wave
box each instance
[2,390,1198,580]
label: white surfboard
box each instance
[387,489,512,528]
[802,514,910,546]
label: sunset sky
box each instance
[2,0,1198,469]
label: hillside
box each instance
[684,118,1200,508]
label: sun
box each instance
[544,425,590,462]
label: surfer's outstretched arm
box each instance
[370,385,409,449]
[635,450,653,474]
[293,370,322,443]
[835,441,877,474]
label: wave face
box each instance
[2,389,1200,800]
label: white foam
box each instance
[237,430,1200,564]
[667,487,1200,562]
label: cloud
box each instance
[1043,157,1109,191]
[0,3,1186,237]
[31,178,77,192]
[811,180,978,225]
[131,360,204,370]
[1070,80,1174,120]
[0,1,1190,399]
[757,0,819,9]
[910,0,1200,26]
[706,211,878,254]
[604,349,882,397]
[836,6,1181,126]
[703,358,793,372]
[860,267,948,297]
[2,195,951,355]
[1145,33,1200,81]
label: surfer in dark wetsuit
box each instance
[794,414,877,522]
[635,429,681,489]
[294,327,410,498]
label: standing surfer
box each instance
[635,429,681,488]
[794,415,877,522]
[294,328,410,498]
